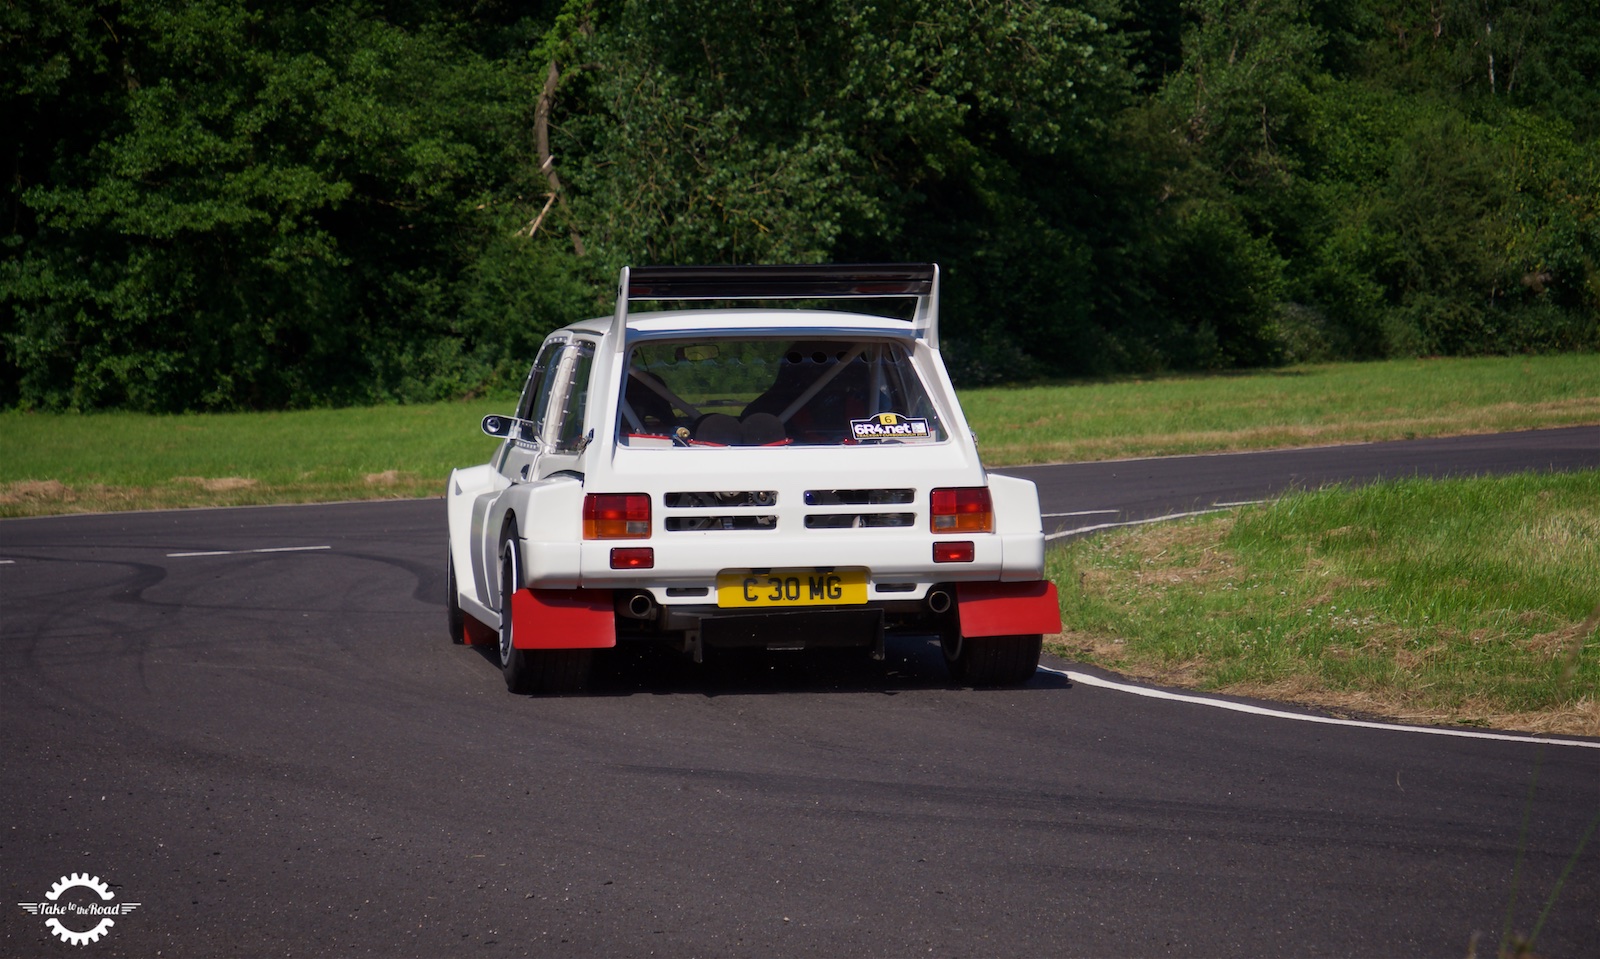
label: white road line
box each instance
[1213,499,1268,507]
[0,559,15,565]
[1045,506,1238,541]
[167,545,332,558]
[1042,667,1600,750]
[1041,509,1121,518]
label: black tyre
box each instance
[942,633,1042,687]
[498,524,593,695]
[446,549,466,644]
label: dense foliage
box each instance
[4,0,1596,410]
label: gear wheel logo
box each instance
[17,873,140,946]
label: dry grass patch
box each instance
[1128,524,1240,588]
[0,481,177,514]
[174,475,260,492]
[1209,681,1600,738]
[0,474,444,517]
[1056,627,1133,664]
[0,479,72,506]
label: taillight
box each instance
[933,541,975,563]
[584,493,651,539]
[930,487,993,533]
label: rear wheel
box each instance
[942,633,1042,687]
[498,524,592,695]
[446,549,465,644]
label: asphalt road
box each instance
[2,427,1596,957]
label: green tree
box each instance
[3,1,546,410]
[5,0,1594,409]
[527,0,1138,377]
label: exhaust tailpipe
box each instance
[926,588,952,615]
[617,591,658,621]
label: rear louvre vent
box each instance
[665,491,777,508]
[665,516,777,532]
[804,489,914,506]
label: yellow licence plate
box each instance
[716,568,869,608]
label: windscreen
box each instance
[618,339,947,448]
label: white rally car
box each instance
[445,264,1059,693]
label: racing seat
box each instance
[742,343,869,442]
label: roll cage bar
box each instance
[610,263,941,351]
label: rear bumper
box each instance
[466,579,1059,651]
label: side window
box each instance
[551,340,596,452]
[515,339,563,443]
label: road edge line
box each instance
[1042,666,1600,750]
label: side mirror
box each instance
[481,414,514,438]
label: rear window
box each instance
[618,339,948,448]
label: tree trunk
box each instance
[534,59,586,256]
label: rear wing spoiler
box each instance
[610,263,941,350]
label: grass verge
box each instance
[966,353,1600,464]
[0,400,511,517]
[2,354,1596,518]
[1047,470,1600,736]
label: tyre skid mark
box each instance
[1046,506,1241,541]
[167,545,331,558]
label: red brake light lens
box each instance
[609,547,655,569]
[933,541,975,563]
[930,487,993,533]
[584,493,651,539]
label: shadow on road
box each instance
[470,634,1073,697]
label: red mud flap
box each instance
[461,616,496,646]
[955,581,1061,638]
[512,588,616,649]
